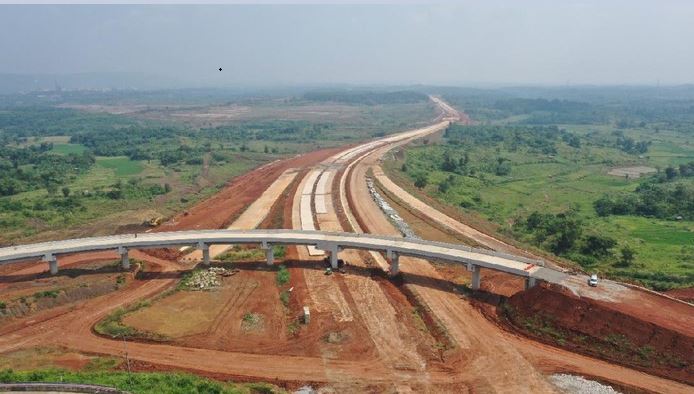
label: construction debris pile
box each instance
[183,267,237,290]
[366,177,418,239]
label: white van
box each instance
[588,274,598,287]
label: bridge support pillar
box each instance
[328,244,339,269]
[525,277,537,290]
[262,242,274,266]
[386,250,399,275]
[468,263,481,291]
[198,242,210,266]
[44,254,58,275]
[118,247,130,270]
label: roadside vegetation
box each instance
[0,368,284,394]
[388,87,694,290]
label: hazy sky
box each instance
[1,1,694,86]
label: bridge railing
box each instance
[0,229,544,268]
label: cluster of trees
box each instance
[104,178,169,200]
[303,90,428,105]
[203,120,329,143]
[614,133,651,154]
[70,121,315,165]
[514,209,636,267]
[0,107,136,139]
[594,180,693,220]
[444,124,574,155]
[0,146,94,196]
[494,98,608,124]
[664,162,694,180]
[69,126,180,157]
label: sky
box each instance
[1,1,694,87]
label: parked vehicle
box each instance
[588,274,599,287]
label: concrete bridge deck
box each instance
[0,229,566,289]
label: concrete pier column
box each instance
[467,263,481,290]
[386,250,400,275]
[118,247,130,270]
[525,277,537,290]
[264,245,274,266]
[329,244,339,269]
[44,254,58,275]
[198,242,210,266]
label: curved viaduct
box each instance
[0,229,565,289]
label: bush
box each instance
[34,290,59,299]
[279,290,290,307]
[0,368,280,393]
[414,173,428,189]
[276,265,290,286]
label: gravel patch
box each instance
[550,374,621,394]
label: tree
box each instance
[665,166,678,180]
[567,135,581,148]
[46,183,58,195]
[547,211,583,255]
[581,235,616,257]
[593,195,614,217]
[440,151,457,172]
[414,173,428,189]
[61,186,70,197]
[495,160,512,176]
[618,244,636,267]
[438,179,450,193]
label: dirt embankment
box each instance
[666,287,694,304]
[501,283,694,385]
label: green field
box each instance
[96,156,145,176]
[51,143,87,155]
[388,123,693,290]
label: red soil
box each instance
[156,148,343,232]
[666,287,694,304]
[505,283,694,384]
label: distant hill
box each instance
[303,89,428,105]
[0,72,183,94]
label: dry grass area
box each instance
[122,270,262,339]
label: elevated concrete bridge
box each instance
[0,230,565,290]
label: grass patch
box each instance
[241,312,263,332]
[275,265,290,286]
[287,320,300,336]
[94,300,167,341]
[279,290,290,308]
[51,143,87,155]
[0,368,284,394]
[96,156,144,177]
[33,290,60,299]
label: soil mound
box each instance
[502,283,693,384]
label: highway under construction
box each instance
[0,97,691,393]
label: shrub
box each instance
[279,290,290,307]
[276,265,290,286]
